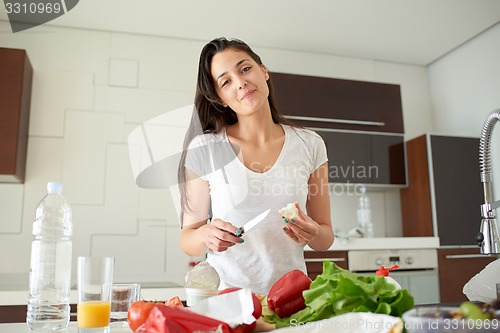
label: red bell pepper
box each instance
[267,269,312,318]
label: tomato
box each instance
[233,321,256,333]
[251,294,262,319]
[219,287,262,319]
[136,306,166,333]
[165,296,183,307]
[127,300,164,332]
[219,287,262,333]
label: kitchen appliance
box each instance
[348,249,440,305]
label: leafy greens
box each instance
[263,260,414,328]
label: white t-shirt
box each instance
[184,124,328,294]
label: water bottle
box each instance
[27,182,72,331]
[356,185,374,238]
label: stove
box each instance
[348,248,440,304]
[348,248,438,272]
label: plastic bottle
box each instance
[376,265,401,290]
[356,185,374,238]
[27,182,73,331]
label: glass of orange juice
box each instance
[77,256,114,333]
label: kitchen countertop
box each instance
[1,237,439,306]
[0,287,186,306]
[0,313,409,333]
[0,322,131,333]
[305,236,440,251]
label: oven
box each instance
[348,248,440,305]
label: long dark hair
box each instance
[178,37,291,224]
[195,37,286,132]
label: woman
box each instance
[178,37,334,294]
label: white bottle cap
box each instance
[357,184,367,195]
[47,182,63,194]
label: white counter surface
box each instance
[0,287,186,306]
[0,322,131,333]
[305,236,440,251]
[0,314,402,333]
[1,237,439,306]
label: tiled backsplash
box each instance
[330,187,403,238]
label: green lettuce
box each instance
[263,260,414,328]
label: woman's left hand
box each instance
[282,202,320,245]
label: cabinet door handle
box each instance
[305,258,346,263]
[284,115,385,127]
[445,254,494,259]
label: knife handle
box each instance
[232,227,245,238]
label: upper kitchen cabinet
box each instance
[400,134,483,246]
[0,48,33,183]
[271,72,406,185]
[318,131,406,185]
[271,72,404,133]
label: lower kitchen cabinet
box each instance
[437,248,497,303]
[391,270,440,305]
[0,305,26,323]
[304,251,348,280]
[0,304,77,323]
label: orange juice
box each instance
[77,301,111,328]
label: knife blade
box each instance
[237,209,270,236]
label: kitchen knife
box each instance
[237,208,270,236]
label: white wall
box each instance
[428,22,500,203]
[0,21,435,289]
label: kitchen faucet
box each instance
[478,109,500,254]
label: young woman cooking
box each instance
[178,37,334,294]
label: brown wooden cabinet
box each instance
[401,134,496,302]
[304,250,348,280]
[438,248,497,303]
[271,72,406,186]
[0,47,33,183]
[400,135,433,237]
[0,304,77,323]
[271,72,404,133]
[0,305,26,323]
[401,134,484,246]
[317,131,406,185]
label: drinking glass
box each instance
[77,256,114,333]
[110,283,141,327]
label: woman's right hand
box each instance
[200,218,244,252]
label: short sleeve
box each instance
[311,132,328,172]
[184,133,236,180]
[184,135,211,180]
